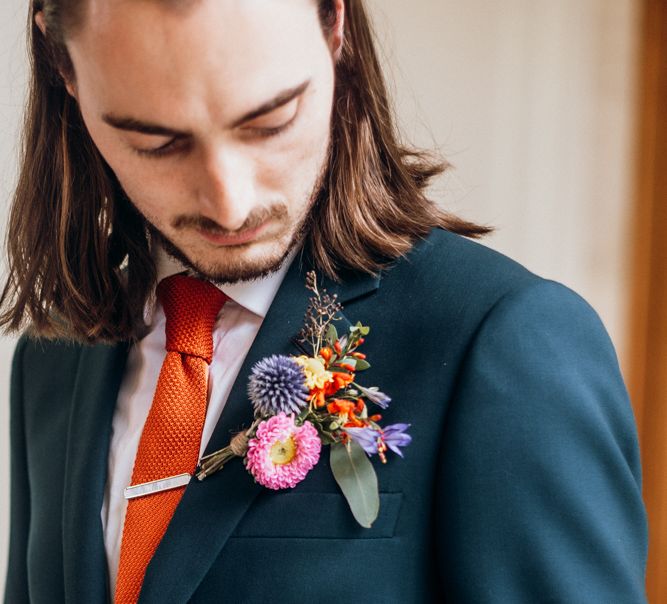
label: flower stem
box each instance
[195,418,261,481]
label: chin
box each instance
[161,228,301,285]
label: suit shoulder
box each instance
[382,228,541,311]
[11,333,85,402]
[411,227,535,281]
[13,332,85,368]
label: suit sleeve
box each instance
[4,337,31,604]
[435,280,648,603]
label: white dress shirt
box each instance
[100,247,297,596]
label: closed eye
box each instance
[133,136,190,158]
[240,96,300,139]
[131,91,302,157]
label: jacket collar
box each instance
[62,341,130,604]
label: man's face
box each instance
[65,0,339,282]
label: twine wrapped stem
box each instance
[195,418,260,480]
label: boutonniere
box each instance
[196,271,411,527]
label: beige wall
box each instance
[0,0,640,594]
[368,0,640,365]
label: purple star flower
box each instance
[344,423,412,458]
[382,423,413,456]
[356,385,391,409]
[343,426,379,456]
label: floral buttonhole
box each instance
[196,271,412,528]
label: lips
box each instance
[196,220,270,246]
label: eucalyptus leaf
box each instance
[354,359,371,371]
[326,324,338,345]
[330,441,380,528]
[339,357,357,368]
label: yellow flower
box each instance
[295,355,333,390]
[269,436,297,465]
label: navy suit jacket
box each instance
[4,229,648,602]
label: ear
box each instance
[35,10,78,99]
[34,10,47,36]
[328,0,345,62]
[62,77,78,99]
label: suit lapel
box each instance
[139,254,380,603]
[62,341,129,604]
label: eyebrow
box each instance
[101,79,311,137]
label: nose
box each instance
[196,144,256,231]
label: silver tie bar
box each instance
[124,473,192,500]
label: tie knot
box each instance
[157,274,227,363]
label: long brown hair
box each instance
[0,0,490,343]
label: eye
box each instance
[242,97,300,139]
[134,136,190,158]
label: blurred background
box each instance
[0,0,665,599]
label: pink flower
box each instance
[245,413,321,489]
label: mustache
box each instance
[171,203,289,235]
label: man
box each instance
[2,0,648,602]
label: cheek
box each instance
[85,136,187,221]
[75,104,185,219]
[109,156,185,221]
[264,106,332,201]
[256,135,327,210]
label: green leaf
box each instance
[329,441,380,528]
[338,357,357,368]
[354,359,371,371]
[326,324,338,345]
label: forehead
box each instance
[67,0,325,120]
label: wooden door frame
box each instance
[627,0,667,600]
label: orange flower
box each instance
[344,416,365,428]
[326,399,352,414]
[329,372,354,392]
[326,398,369,428]
[311,389,327,408]
[319,347,332,363]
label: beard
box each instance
[143,153,328,285]
[147,202,311,285]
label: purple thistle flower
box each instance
[356,385,391,409]
[344,423,412,458]
[248,355,309,417]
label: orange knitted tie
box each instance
[114,274,227,604]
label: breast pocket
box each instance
[230,491,403,539]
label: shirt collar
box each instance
[154,244,299,319]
